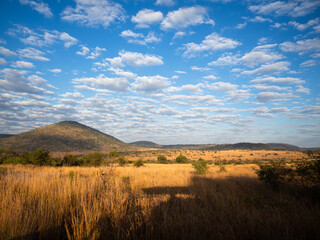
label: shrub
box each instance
[295,160,320,187]
[82,152,103,166]
[192,159,209,175]
[157,155,167,164]
[133,159,144,167]
[118,156,126,166]
[63,154,80,166]
[108,150,118,158]
[176,154,188,163]
[30,148,50,166]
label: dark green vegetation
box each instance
[176,154,188,163]
[0,121,132,153]
[192,158,209,175]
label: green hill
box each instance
[129,141,162,148]
[0,121,132,153]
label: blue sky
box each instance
[0,0,319,147]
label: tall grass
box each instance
[0,164,319,239]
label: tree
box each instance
[63,154,80,166]
[118,156,126,166]
[82,152,103,166]
[157,155,167,164]
[176,154,188,163]
[133,159,144,167]
[30,148,50,166]
[108,150,118,158]
[192,158,209,175]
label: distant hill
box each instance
[130,141,162,148]
[200,142,270,151]
[0,134,15,139]
[0,121,132,153]
[266,143,301,150]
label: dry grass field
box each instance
[123,149,307,162]
[0,163,319,240]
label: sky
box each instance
[0,0,319,147]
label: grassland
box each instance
[1,162,319,240]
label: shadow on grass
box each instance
[12,175,320,240]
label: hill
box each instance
[266,143,301,150]
[0,121,132,153]
[130,141,162,148]
[0,134,15,139]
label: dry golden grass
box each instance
[124,149,307,162]
[0,164,319,240]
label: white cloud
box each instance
[247,16,272,23]
[249,1,320,17]
[133,75,170,92]
[296,85,310,94]
[256,92,296,102]
[300,59,317,67]
[131,9,163,28]
[235,22,247,29]
[11,61,35,69]
[207,82,237,91]
[61,0,126,28]
[76,46,90,56]
[203,75,219,80]
[106,51,163,67]
[183,33,241,58]
[164,94,223,106]
[27,75,56,89]
[60,92,84,99]
[208,53,240,66]
[240,44,283,67]
[301,106,320,115]
[253,106,275,118]
[175,70,186,74]
[161,6,214,30]
[280,38,320,54]
[155,0,175,7]
[167,83,204,93]
[191,66,210,71]
[19,0,53,18]
[0,58,6,65]
[120,30,161,45]
[251,76,305,85]
[73,74,130,92]
[241,61,290,75]
[252,84,290,91]
[289,18,319,31]
[8,25,78,48]
[18,47,50,61]
[0,46,16,57]
[108,67,136,79]
[0,68,51,94]
[49,69,62,73]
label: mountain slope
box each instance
[130,141,162,148]
[0,121,131,153]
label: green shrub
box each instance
[63,154,80,166]
[192,159,209,175]
[30,148,50,166]
[133,159,144,167]
[295,160,320,187]
[157,155,167,164]
[68,171,75,184]
[176,154,188,163]
[108,150,118,158]
[118,156,126,166]
[82,152,103,166]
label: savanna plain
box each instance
[0,149,320,240]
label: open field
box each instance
[121,149,307,162]
[1,163,319,240]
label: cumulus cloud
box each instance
[0,68,51,94]
[27,75,56,89]
[241,61,290,75]
[76,46,106,59]
[49,69,62,73]
[155,0,175,7]
[280,38,320,54]
[131,9,163,28]
[73,74,130,92]
[61,0,126,28]
[105,51,163,67]
[133,75,170,92]
[8,25,78,48]
[300,59,317,67]
[251,76,305,85]
[300,106,320,115]
[249,1,320,17]
[289,18,319,31]
[253,106,275,118]
[203,75,219,80]
[11,61,35,69]
[60,92,84,99]
[107,67,136,79]
[182,33,241,58]
[163,94,223,106]
[120,30,161,45]
[256,92,296,102]
[19,0,53,18]
[161,6,214,30]
[0,58,6,65]
[191,66,210,71]
[208,53,240,66]
[0,46,16,57]
[207,82,238,91]
[18,47,50,61]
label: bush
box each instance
[176,154,188,163]
[82,152,103,166]
[192,159,209,175]
[133,159,144,167]
[157,155,167,164]
[108,150,118,158]
[63,154,80,166]
[118,156,126,166]
[30,148,50,166]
